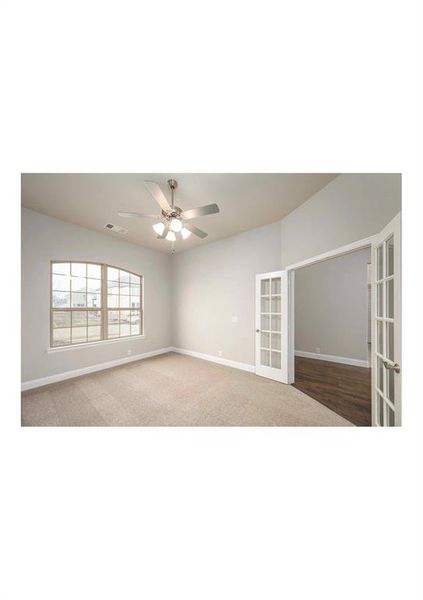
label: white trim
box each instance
[285,235,377,272]
[295,350,370,368]
[47,334,146,353]
[171,347,255,373]
[21,347,173,391]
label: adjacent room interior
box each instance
[293,248,372,426]
[21,173,402,426]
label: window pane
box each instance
[107,294,119,308]
[261,331,270,348]
[120,323,130,337]
[108,267,119,281]
[71,277,86,292]
[386,236,394,277]
[107,280,119,294]
[108,324,119,338]
[87,264,101,279]
[52,262,70,276]
[377,245,383,280]
[53,327,71,346]
[87,278,101,293]
[130,273,140,285]
[271,296,281,313]
[87,293,101,307]
[131,321,140,335]
[261,279,270,295]
[271,278,281,295]
[72,311,87,327]
[72,326,87,344]
[271,315,281,332]
[71,263,86,277]
[377,320,383,354]
[386,322,394,362]
[120,310,131,323]
[108,310,120,324]
[52,274,70,291]
[52,291,70,308]
[52,311,71,328]
[120,285,131,296]
[271,351,281,369]
[130,298,140,308]
[271,332,281,350]
[88,326,101,341]
[87,310,101,325]
[386,279,394,319]
[387,368,395,404]
[119,270,130,284]
[261,349,270,367]
[130,284,140,297]
[131,311,140,335]
[261,315,270,331]
[377,283,384,317]
[377,357,384,393]
[71,292,86,307]
[119,295,130,308]
[261,297,270,312]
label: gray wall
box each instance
[172,222,282,365]
[295,248,371,361]
[21,208,172,381]
[281,173,401,267]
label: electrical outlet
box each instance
[127,349,132,356]
[218,350,223,357]
[315,347,321,354]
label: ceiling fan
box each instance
[118,179,220,242]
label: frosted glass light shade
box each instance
[181,227,191,239]
[166,231,176,241]
[170,218,183,232]
[153,222,165,235]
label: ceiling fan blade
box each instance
[183,223,208,239]
[118,212,158,219]
[144,180,172,212]
[181,203,220,220]
[157,225,169,239]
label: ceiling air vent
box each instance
[104,223,128,234]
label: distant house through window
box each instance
[51,262,143,347]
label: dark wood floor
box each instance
[293,357,371,426]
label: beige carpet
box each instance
[21,352,353,426]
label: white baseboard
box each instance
[21,347,174,391]
[295,350,370,368]
[171,347,255,373]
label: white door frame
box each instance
[284,234,377,384]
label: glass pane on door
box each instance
[259,276,282,370]
[261,279,270,295]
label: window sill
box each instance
[46,335,146,353]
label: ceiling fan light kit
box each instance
[153,222,165,236]
[118,178,220,247]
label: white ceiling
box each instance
[21,173,338,253]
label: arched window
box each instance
[51,261,143,347]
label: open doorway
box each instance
[292,248,372,426]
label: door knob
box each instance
[256,329,260,333]
[383,361,400,373]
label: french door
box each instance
[372,213,401,426]
[255,271,288,382]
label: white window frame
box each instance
[50,261,144,349]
